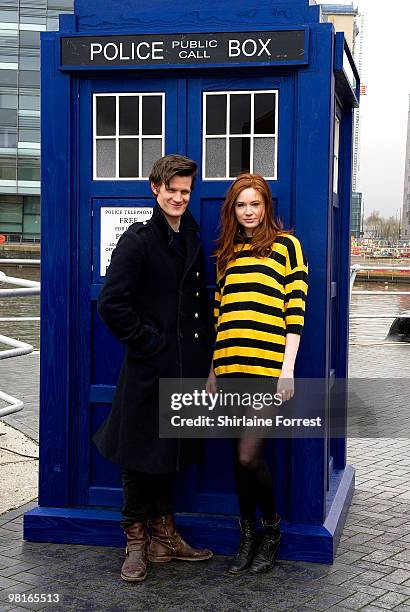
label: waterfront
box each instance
[350,281,410,344]
[0,264,40,350]
[0,263,410,350]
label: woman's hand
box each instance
[277,368,294,402]
[206,368,217,395]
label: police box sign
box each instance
[61,30,306,68]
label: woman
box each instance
[207,173,308,575]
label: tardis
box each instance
[24,0,360,563]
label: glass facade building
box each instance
[351,191,362,239]
[0,0,73,241]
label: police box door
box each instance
[181,75,294,515]
[75,73,294,511]
[76,76,181,507]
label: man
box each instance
[94,155,213,582]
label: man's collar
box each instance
[152,203,199,237]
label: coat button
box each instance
[194,313,199,319]
[194,332,199,339]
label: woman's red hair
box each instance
[215,173,286,277]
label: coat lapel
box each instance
[180,211,201,280]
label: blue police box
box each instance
[24,0,360,563]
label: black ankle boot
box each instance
[249,514,281,574]
[228,519,258,574]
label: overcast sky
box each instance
[318,0,410,219]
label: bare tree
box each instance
[363,211,400,240]
[364,210,382,238]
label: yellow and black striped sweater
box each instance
[213,234,308,377]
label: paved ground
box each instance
[0,345,409,611]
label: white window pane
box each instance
[205,138,226,178]
[96,139,116,178]
[253,137,275,177]
[142,138,162,177]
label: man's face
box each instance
[151,175,192,223]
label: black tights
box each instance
[234,438,276,521]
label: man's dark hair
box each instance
[149,155,197,190]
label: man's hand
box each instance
[277,368,294,402]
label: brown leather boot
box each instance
[121,521,150,582]
[148,514,213,563]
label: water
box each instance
[1,265,409,351]
[0,264,40,350]
[350,281,410,344]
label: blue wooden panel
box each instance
[89,487,122,507]
[334,33,360,107]
[200,198,222,287]
[90,403,121,491]
[289,23,336,525]
[89,385,115,403]
[91,304,123,386]
[73,0,322,34]
[324,465,355,550]
[39,34,72,508]
[330,103,354,470]
[75,77,180,506]
[24,503,350,563]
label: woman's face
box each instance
[234,188,265,236]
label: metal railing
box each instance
[350,263,410,297]
[1,233,40,244]
[0,259,40,417]
[350,263,410,320]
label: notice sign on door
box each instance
[100,206,153,276]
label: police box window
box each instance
[203,90,278,180]
[93,93,164,180]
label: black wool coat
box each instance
[93,204,212,473]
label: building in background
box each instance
[320,2,365,239]
[0,0,73,242]
[320,2,358,52]
[402,95,410,240]
[351,191,362,239]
